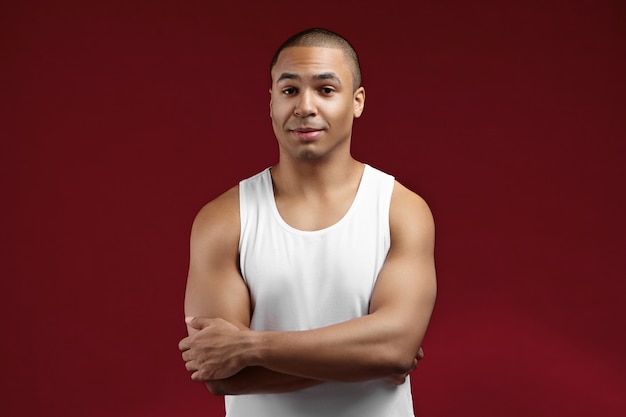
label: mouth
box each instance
[292,126,323,132]
[290,126,324,141]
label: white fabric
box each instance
[228,164,414,417]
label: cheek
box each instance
[270,100,291,120]
[333,102,355,123]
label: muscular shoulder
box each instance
[191,185,240,248]
[389,181,435,248]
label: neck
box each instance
[271,154,363,197]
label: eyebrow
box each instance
[276,72,342,85]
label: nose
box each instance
[294,90,316,117]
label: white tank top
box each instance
[228,164,415,417]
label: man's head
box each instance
[268,29,366,162]
[270,28,362,92]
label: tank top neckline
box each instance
[265,164,371,236]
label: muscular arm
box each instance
[182,186,322,395]
[181,181,436,384]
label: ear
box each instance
[353,86,365,118]
[269,88,273,119]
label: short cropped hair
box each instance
[270,28,362,92]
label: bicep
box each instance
[184,190,251,334]
[184,257,251,334]
[369,183,437,350]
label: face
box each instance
[269,46,365,161]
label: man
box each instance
[179,28,436,416]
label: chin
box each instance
[296,151,322,160]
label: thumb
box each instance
[185,316,211,330]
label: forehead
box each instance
[272,46,352,84]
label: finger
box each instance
[185,316,199,329]
[416,346,424,360]
[192,369,210,382]
[178,337,191,352]
[185,316,213,330]
[389,373,407,385]
[185,360,197,372]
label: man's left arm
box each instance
[181,181,436,383]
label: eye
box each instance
[282,87,297,96]
[320,87,335,95]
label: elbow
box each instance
[205,381,227,396]
[205,380,239,396]
[389,353,417,375]
[375,345,418,376]
[205,374,252,396]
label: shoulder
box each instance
[390,181,431,215]
[191,185,240,246]
[389,181,435,248]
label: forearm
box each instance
[183,268,435,383]
[181,179,437,386]
[243,312,424,382]
[204,366,323,396]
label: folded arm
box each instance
[179,182,436,390]
[181,186,322,394]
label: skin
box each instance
[178,46,437,395]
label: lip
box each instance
[291,127,323,141]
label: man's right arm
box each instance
[182,185,322,395]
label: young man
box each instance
[179,28,437,416]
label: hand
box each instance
[178,317,247,381]
[385,346,424,385]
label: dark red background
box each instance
[2,1,625,416]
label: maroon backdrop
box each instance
[2,1,625,416]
